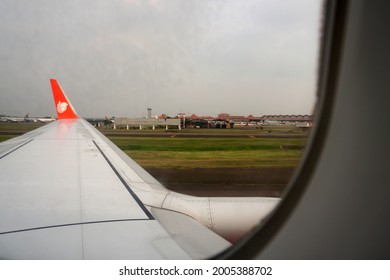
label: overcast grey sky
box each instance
[0,0,322,118]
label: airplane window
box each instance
[0,0,323,259]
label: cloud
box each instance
[0,0,321,117]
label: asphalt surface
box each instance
[147,167,295,198]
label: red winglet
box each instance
[50,79,78,119]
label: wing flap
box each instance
[0,220,193,259]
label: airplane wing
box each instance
[0,79,279,259]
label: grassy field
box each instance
[0,123,307,169]
[110,137,306,169]
[0,123,44,142]
[0,123,307,196]
[0,135,17,142]
[0,123,45,131]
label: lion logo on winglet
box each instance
[56,101,68,114]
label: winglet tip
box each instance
[50,79,79,120]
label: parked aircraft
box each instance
[3,113,32,123]
[85,116,115,127]
[0,114,55,123]
[0,79,279,259]
[35,116,56,123]
[262,120,281,125]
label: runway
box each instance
[147,167,294,198]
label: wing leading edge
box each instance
[0,80,279,259]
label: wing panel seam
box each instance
[0,139,34,159]
[92,140,155,220]
[0,218,151,235]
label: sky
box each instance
[0,0,322,118]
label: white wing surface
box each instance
[0,79,279,259]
